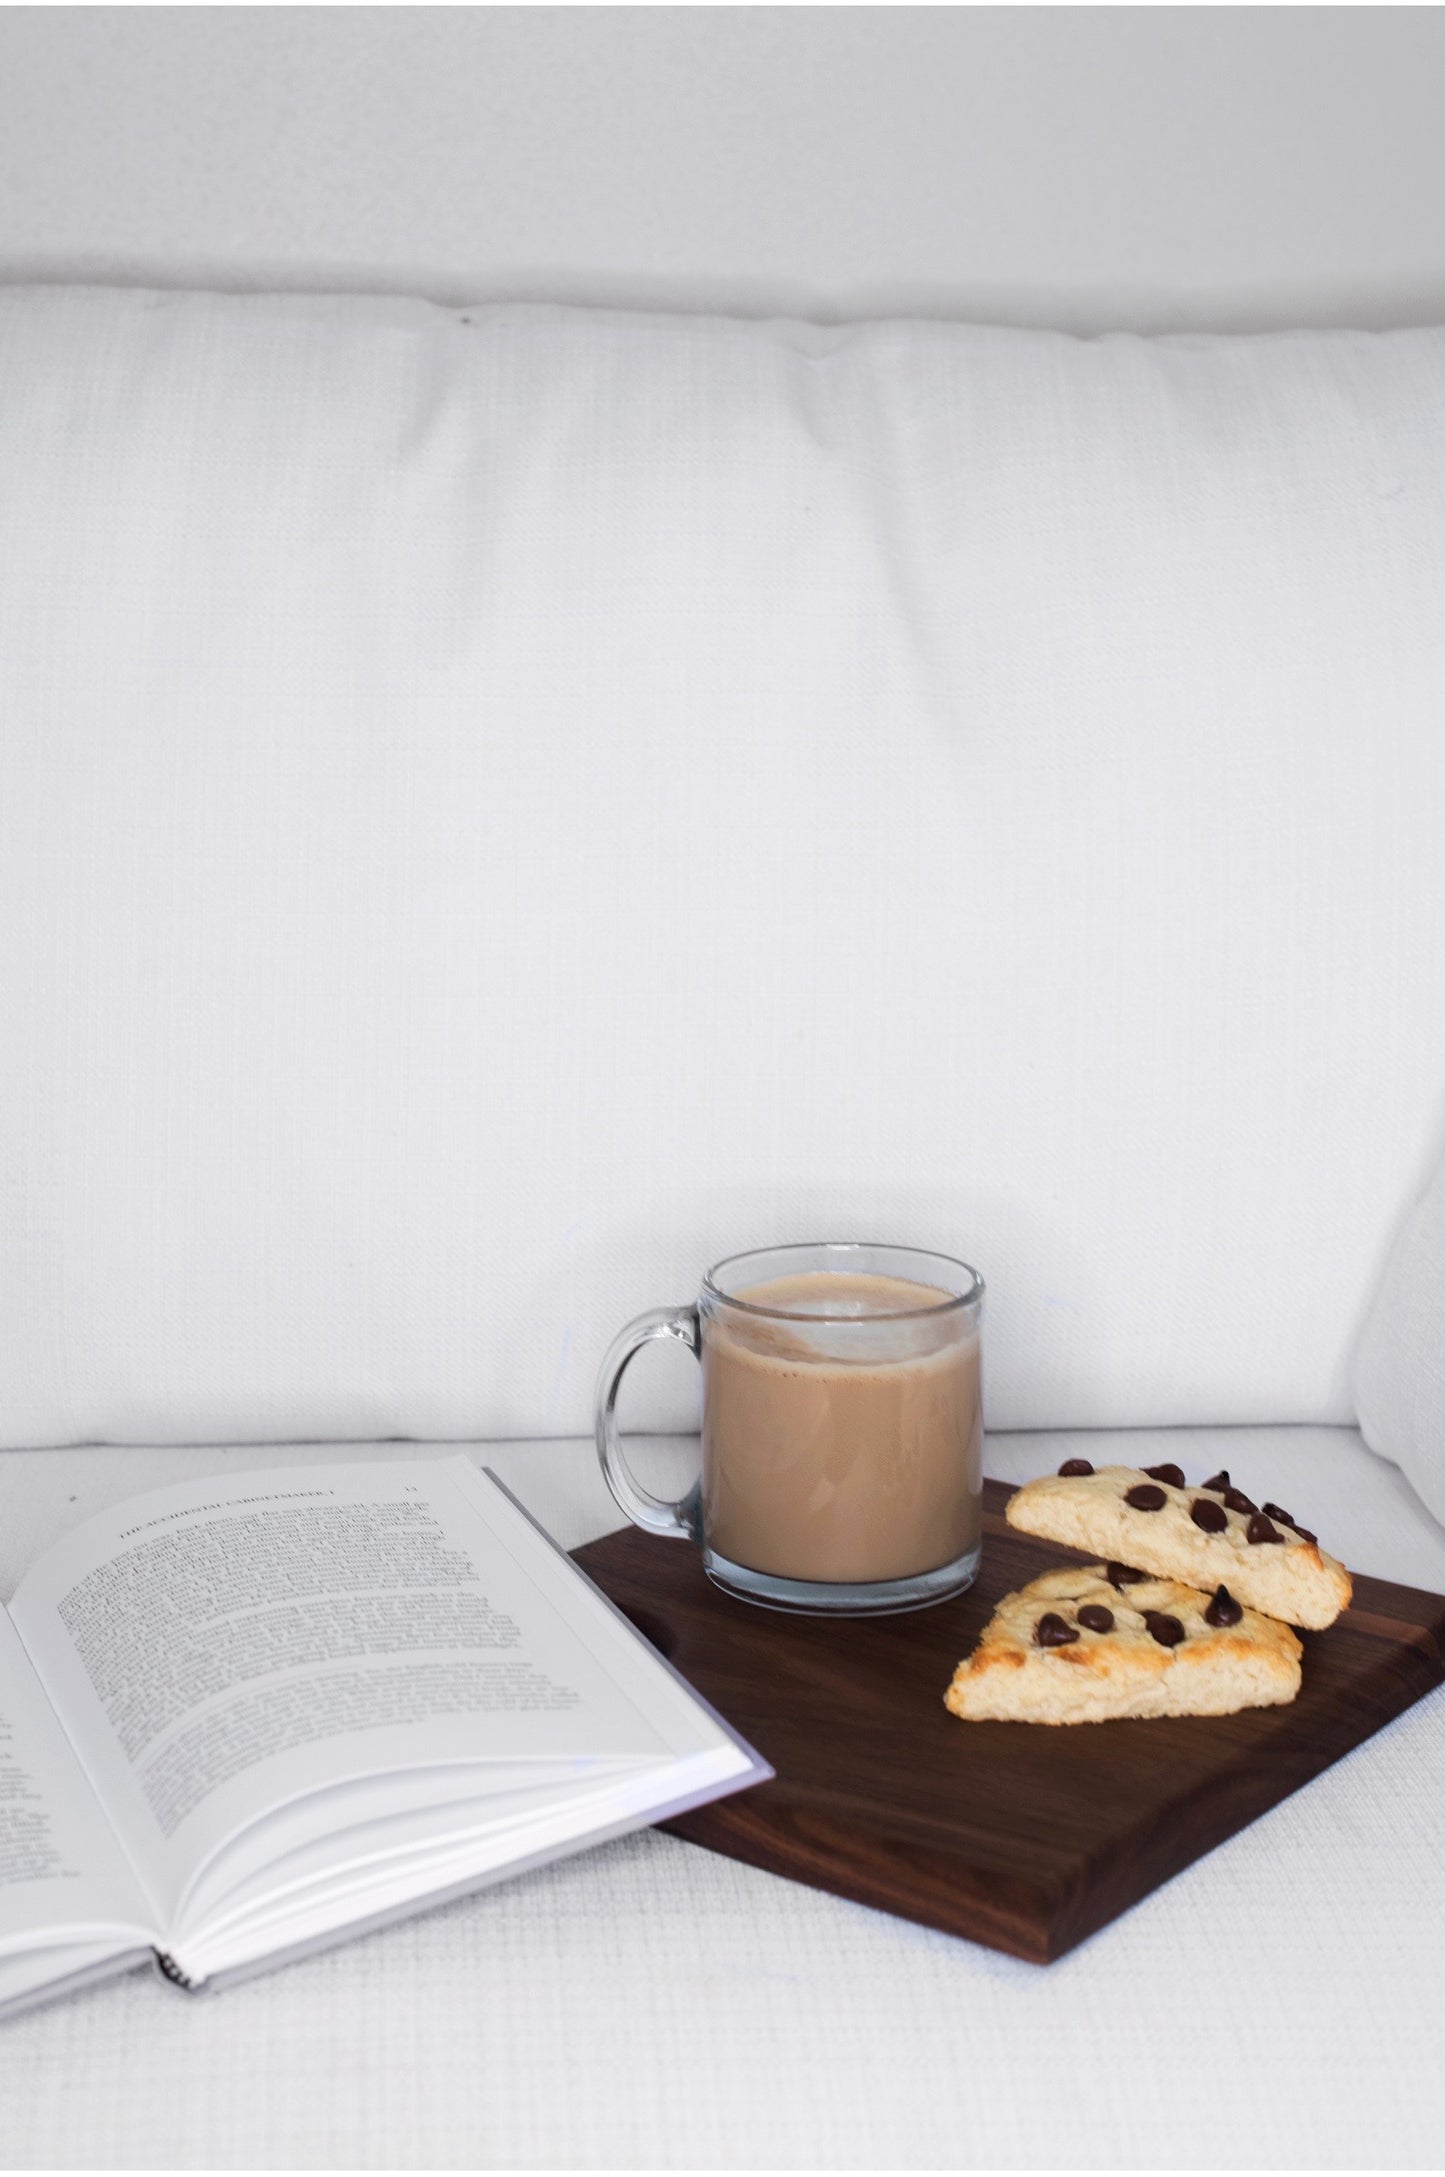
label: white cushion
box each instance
[1355,1147,1445,1527]
[1,1430,1442,2166]
[3,286,1445,1446]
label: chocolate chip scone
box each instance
[944,1562,1303,1724]
[1004,1461,1351,1629]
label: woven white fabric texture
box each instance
[3,288,1445,1447]
[1355,1145,1445,1527]
[0,1430,1441,2170]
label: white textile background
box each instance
[3,287,1445,1448]
[3,1792,1442,2173]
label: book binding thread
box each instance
[153,1949,202,1992]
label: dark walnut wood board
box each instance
[574,1478,1445,1964]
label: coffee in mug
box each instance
[595,1244,983,1613]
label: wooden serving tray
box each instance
[574,1478,1445,1963]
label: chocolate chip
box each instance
[1124,1483,1167,1511]
[1144,1463,1185,1489]
[1201,1470,1230,1493]
[1144,1611,1186,1647]
[1077,1604,1115,1633]
[1292,1525,1317,1545]
[1105,1562,1145,1588]
[1246,1513,1283,1544]
[1223,1488,1257,1515]
[1190,1496,1228,1533]
[1262,1503,1294,1528]
[1035,1612,1079,1647]
[1057,1458,1094,1477]
[1204,1585,1243,1627]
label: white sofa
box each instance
[1,285,1443,2168]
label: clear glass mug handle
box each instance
[594,1304,701,1540]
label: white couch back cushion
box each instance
[3,287,1444,1448]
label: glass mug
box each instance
[595,1243,984,1614]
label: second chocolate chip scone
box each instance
[1004,1462,1352,1629]
[944,1563,1303,1724]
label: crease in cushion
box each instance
[3,287,1445,1447]
[1354,1145,1445,1529]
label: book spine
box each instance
[153,1949,204,1993]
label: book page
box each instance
[10,1458,704,1922]
[0,1610,155,1958]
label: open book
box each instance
[0,1456,767,2018]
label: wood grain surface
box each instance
[574,1478,1445,1963]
